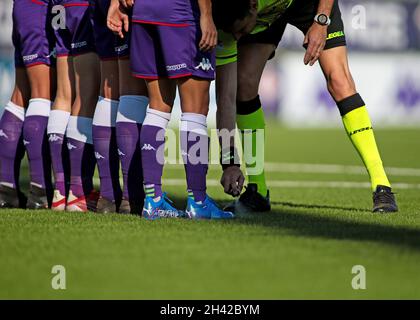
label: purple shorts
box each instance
[132,0,199,25]
[89,0,129,60]
[53,0,95,57]
[130,22,215,80]
[12,0,55,68]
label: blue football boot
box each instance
[186,195,235,220]
[142,193,186,220]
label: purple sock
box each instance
[0,109,25,188]
[116,122,143,200]
[67,138,96,197]
[48,133,69,195]
[140,125,166,198]
[93,125,121,201]
[180,113,208,202]
[23,115,52,189]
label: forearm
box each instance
[198,0,213,18]
[216,62,238,148]
[317,0,334,16]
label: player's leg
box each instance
[48,56,74,211]
[91,0,122,213]
[306,0,397,212]
[130,21,185,219]
[13,0,56,209]
[140,78,175,198]
[227,42,277,213]
[92,59,121,213]
[230,19,287,213]
[140,78,185,219]
[319,47,397,212]
[23,65,55,209]
[116,58,149,214]
[178,77,209,203]
[66,52,101,212]
[0,67,29,208]
[178,77,233,220]
[56,3,100,212]
[174,26,233,220]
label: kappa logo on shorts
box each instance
[47,48,57,59]
[195,58,214,71]
[115,44,128,53]
[23,54,39,62]
[141,144,156,151]
[23,139,30,146]
[0,129,9,139]
[166,63,188,72]
[71,41,87,49]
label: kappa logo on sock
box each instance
[67,142,77,150]
[94,152,105,160]
[48,134,63,142]
[117,149,125,157]
[0,129,9,139]
[141,144,156,151]
[195,58,214,72]
[23,139,30,146]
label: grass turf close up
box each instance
[0,124,419,299]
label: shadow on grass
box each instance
[210,198,420,252]
[271,201,371,213]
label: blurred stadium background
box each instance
[1,0,420,126]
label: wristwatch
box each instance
[314,13,331,26]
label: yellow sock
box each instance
[342,106,390,191]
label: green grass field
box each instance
[1,123,420,299]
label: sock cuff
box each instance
[120,95,149,105]
[5,101,25,121]
[66,116,93,144]
[116,95,149,124]
[92,96,119,127]
[337,93,365,116]
[26,98,51,117]
[237,95,262,115]
[180,112,207,135]
[143,108,171,129]
[47,110,71,134]
[236,106,265,130]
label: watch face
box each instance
[318,14,328,25]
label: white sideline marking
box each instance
[164,162,420,177]
[93,177,420,189]
[161,179,420,190]
[264,163,420,177]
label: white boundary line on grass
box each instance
[159,179,420,190]
[164,162,420,177]
[264,163,420,177]
[92,177,420,190]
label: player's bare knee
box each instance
[327,70,356,102]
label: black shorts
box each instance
[239,0,346,57]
